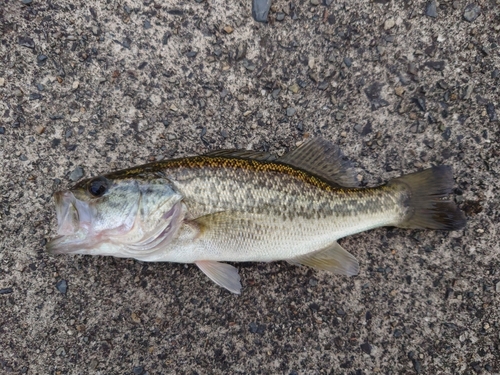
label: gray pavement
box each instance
[0,0,499,374]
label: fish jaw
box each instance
[48,191,93,254]
[56,190,95,232]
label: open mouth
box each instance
[54,191,79,235]
[47,191,93,254]
[53,191,93,235]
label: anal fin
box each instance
[195,260,242,294]
[288,242,359,276]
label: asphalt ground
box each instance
[0,0,499,374]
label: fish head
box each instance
[47,174,183,258]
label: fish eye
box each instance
[88,177,109,197]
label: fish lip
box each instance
[46,234,88,255]
[46,235,69,255]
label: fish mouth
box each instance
[47,191,93,254]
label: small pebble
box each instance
[276,12,285,21]
[122,37,132,49]
[132,366,144,375]
[37,55,47,63]
[18,36,35,49]
[360,342,372,355]
[252,0,272,22]
[243,59,256,71]
[131,312,141,323]
[384,18,395,30]
[463,3,481,22]
[486,103,497,122]
[310,0,319,5]
[343,57,352,68]
[56,280,68,294]
[495,281,500,293]
[69,166,84,181]
[70,117,79,123]
[289,83,300,93]
[55,347,66,356]
[223,25,234,34]
[286,107,296,117]
[412,359,422,374]
[234,42,247,61]
[0,78,5,86]
[143,19,152,29]
[0,127,5,135]
[35,126,45,134]
[72,81,79,89]
[425,61,445,71]
[425,0,437,17]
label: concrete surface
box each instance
[1,0,499,374]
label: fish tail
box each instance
[390,166,466,230]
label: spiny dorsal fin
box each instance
[277,138,357,188]
[287,242,359,276]
[204,149,277,162]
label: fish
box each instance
[47,138,466,294]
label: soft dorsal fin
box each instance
[277,138,357,188]
[287,242,359,276]
[204,149,277,162]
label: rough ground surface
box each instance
[1,0,499,374]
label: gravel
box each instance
[425,0,437,18]
[69,166,84,182]
[0,0,498,374]
[252,0,272,23]
[56,280,68,294]
[463,3,481,22]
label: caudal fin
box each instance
[390,166,466,230]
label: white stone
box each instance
[384,18,395,30]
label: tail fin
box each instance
[390,166,466,230]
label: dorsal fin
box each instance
[204,149,277,162]
[277,138,357,187]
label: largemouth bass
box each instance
[47,138,466,294]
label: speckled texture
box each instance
[1,0,499,374]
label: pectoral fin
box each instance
[288,242,359,276]
[195,260,242,294]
